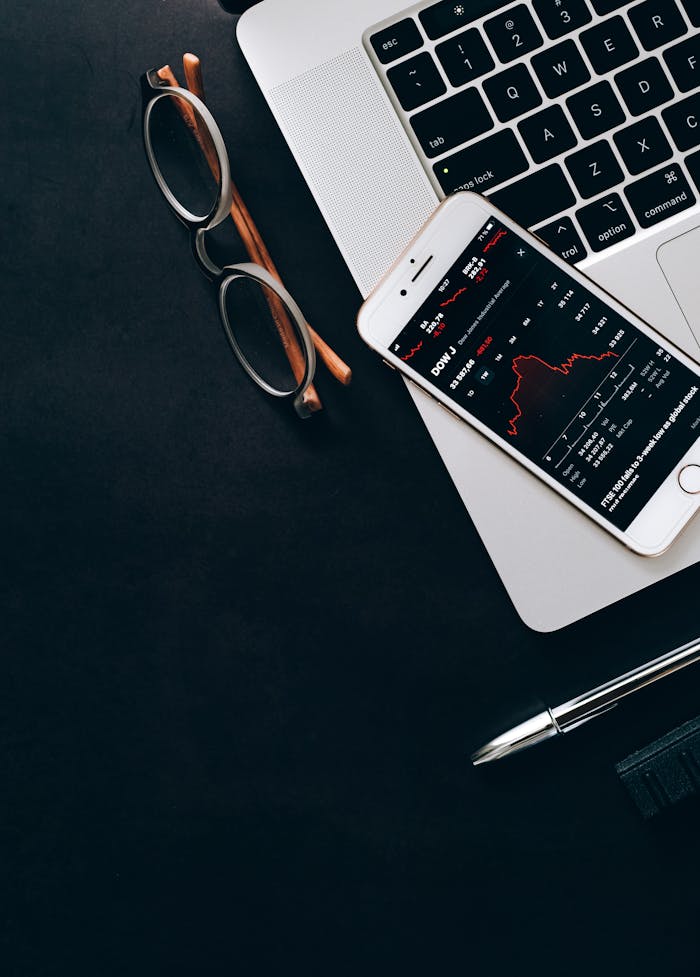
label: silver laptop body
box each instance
[238,0,700,630]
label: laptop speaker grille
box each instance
[269,47,438,297]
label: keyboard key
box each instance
[434,129,529,194]
[533,0,592,39]
[662,91,700,150]
[420,0,482,40]
[686,149,700,190]
[535,215,588,262]
[410,87,494,157]
[679,0,700,26]
[628,0,687,50]
[436,28,495,87]
[567,81,625,139]
[484,4,544,62]
[613,116,673,173]
[488,164,576,226]
[663,36,700,92]
[518,104,578,161]
[387,53,447,111]
[370,19,424,65]
[580,16,639,74]
[590,0,631,12]
[624,162,696,226]
[532,40,591,97]
[483,63,543,121]
[615,57,674,115]
[565,140,625,197]
[576,193,636,251]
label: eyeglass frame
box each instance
[140,70,317,418]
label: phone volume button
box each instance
[382,358,397,371]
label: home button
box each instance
[678,465,700,494]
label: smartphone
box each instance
[358,192,700,556]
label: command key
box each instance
[624,164,696,229]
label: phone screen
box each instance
[390,218,700,531]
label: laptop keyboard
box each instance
[366,0,700,263]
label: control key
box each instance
[535,216,588,263]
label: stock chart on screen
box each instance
[391,219,700,530]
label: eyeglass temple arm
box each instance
[306,325,352,386]
[156,65,221,185]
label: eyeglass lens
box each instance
[147,93,220,219]
[222,276,307,395]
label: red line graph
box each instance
[439,287,467,308]
[483,229,507,253]
[400,340,423,361]
[507,351,618,437]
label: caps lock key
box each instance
[434,128,528,194]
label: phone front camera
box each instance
[400,289,407,297]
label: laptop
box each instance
[237,0,700,631]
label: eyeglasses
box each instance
[141,56,350,417]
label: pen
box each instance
[471,635,700,766]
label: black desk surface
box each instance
[4,1,700,972]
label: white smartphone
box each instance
[358,192,700,556]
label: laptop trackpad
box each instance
[657,225,700,344]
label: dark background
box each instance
[3,1,700,973]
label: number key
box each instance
[436,28,495,87]
[533,0,592,40]
[484,4,544,64]
[387,52,447,112]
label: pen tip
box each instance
[470,711,559,766]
